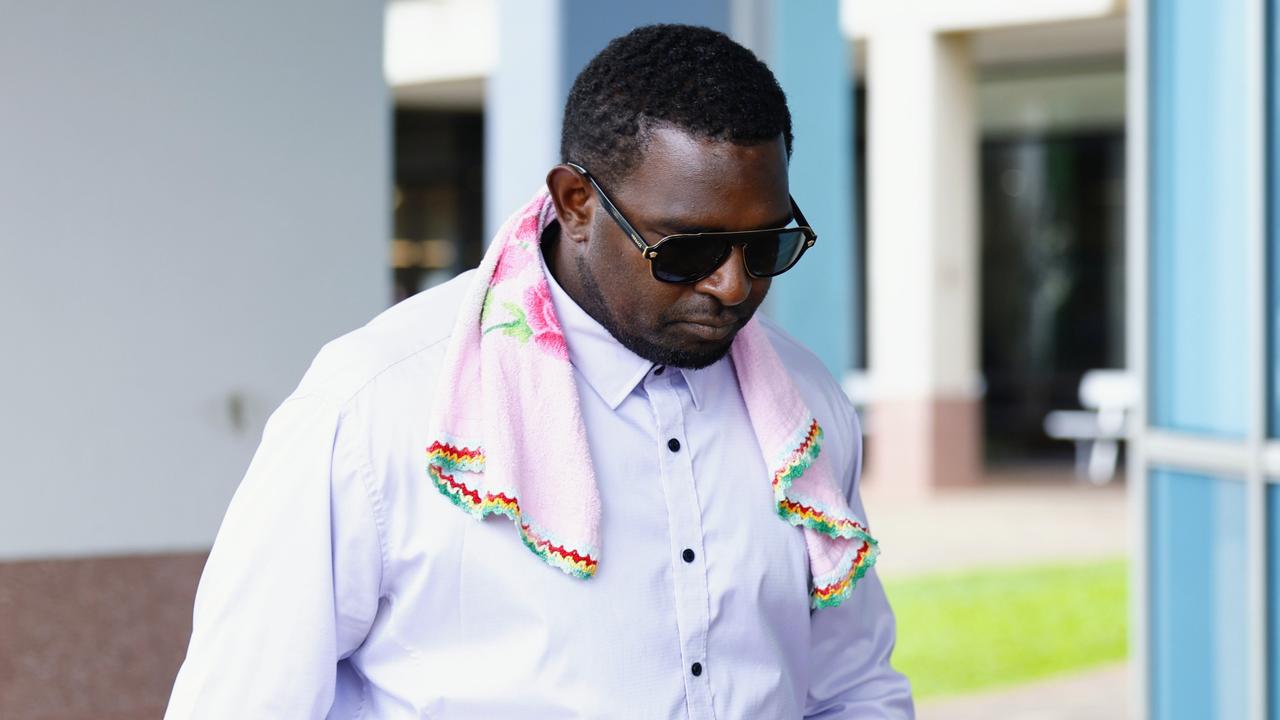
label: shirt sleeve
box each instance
[805,403,916,719]
[165,393,384,719]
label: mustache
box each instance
[663,300,755,327]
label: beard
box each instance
[574,254,748,370]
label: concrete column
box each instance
[865,24,982,494]
[485,0,731,240]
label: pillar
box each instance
[865,24,982,493]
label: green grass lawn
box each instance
[883,558,1127,699]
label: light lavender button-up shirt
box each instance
[167,261,914,719]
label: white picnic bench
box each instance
[1042,369,1136,485]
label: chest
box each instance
[359,367,815,717]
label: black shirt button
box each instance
[682,548,695,563]
[667,438,681,452]
[691,662,703,677]
[654,365,665,376]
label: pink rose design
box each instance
[491,245,533,287]
[516,214,540,240]
[523,283,568,360]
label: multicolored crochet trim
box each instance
[778,496,876,540]
[770,417,880,607]
[427,441,485,473]
[771,419,823,494]
[427,443,598,579]
[811,539,880,609]
[771,419,869,540]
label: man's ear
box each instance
[545,165,594,245]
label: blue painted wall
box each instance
[559,2,731,102]
[486,0,731,240]
[768,0,857,377]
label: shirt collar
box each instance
[542,249,709,411]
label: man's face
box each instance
[553,127,791,369]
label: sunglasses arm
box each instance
[566,162,655,257]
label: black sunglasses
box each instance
[565,162,818,284]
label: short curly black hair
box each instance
[560,24,792,189]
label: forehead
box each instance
[613,126,790,231]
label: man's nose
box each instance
[694,245,753,306]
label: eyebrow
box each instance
[651,212,795,236]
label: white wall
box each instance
[385,0,496,88]
[0,0,390,559]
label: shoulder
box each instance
[290,270,476,406]
[755,313,851,418]
[756,315,838,391]
[756,314,863,484]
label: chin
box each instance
[667,347,734,370]
[640,333,737,370]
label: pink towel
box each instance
[426,190,878,609]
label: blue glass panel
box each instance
[1150,469,1246,720]
[1274,220,1280,439]
[1150,0,1251,436]
[1270,484,1280,720]
[1272,0,1280,438]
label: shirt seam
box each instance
[345,401,391,600]
[337,336,455,599]
[295,332,453,634]
[297,332,454,410]
[271,392,390,649]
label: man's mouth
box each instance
[670,317,742,342]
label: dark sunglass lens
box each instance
[652,236,731,282]
[744,230,807,276]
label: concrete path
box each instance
[918,662,1130,720]
[861,466,1128,579]
[859,466,1131,718]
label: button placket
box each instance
[644,371,716,717]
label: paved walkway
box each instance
[859,466,1131,719]
[861,466,1128,579]
[918,662,1130,720]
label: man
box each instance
[167,24,913,719]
